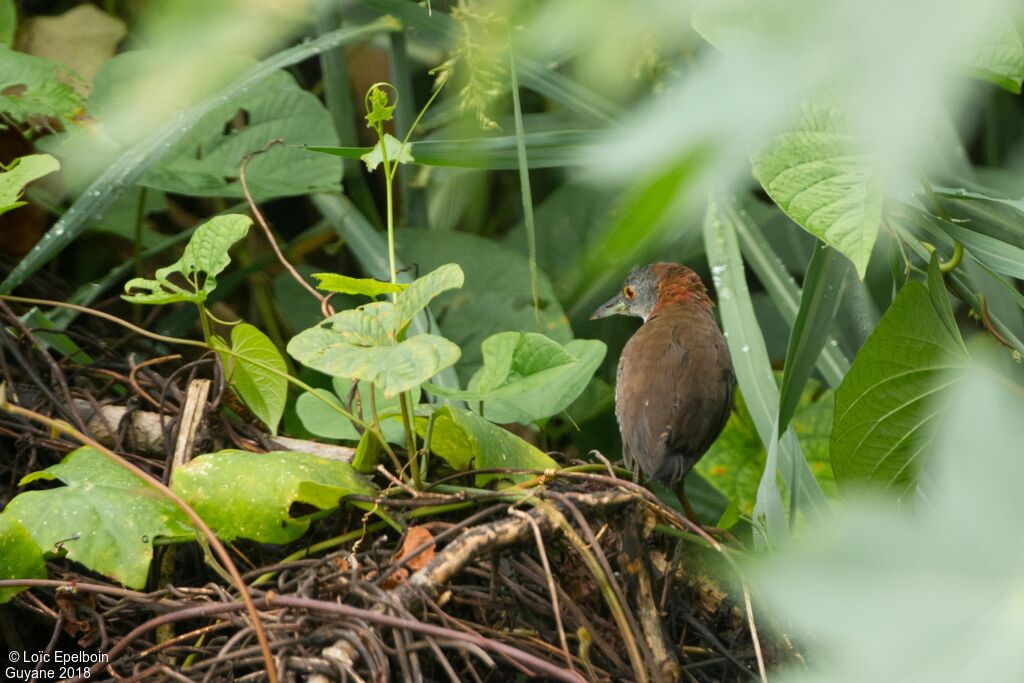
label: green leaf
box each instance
[218,323,288,435]
[359,133,413,171]
[0,44,84,127]
[171,450,380,543]
[704,197,828,542]
[424,333,607,424]
[0,20,395,295]
[313,130,599,170]
[960,18,1024,94]
[418,406,558,485]
[0,515,46,603]
[295,379,404,442]
[394,263,465,327]
[831,281,969,494]
[0,154,59,216]
[778,244,851,435]
[142,69,341,198]
[365,85,395,127]
[122,213,251,305]
[288,328,461,398]
[394,230,573,377]
[313,272,407,297]
[752,99,883,278]
[7,447,192,588]
[751,364,1024,682]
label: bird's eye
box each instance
[623,286,636,300]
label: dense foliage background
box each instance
[3,0,1024,680]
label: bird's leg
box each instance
[672,479,700,524]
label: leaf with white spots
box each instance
[171,450,387,543]
[5,447,193,589]
[0,515,47,603]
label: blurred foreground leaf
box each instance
[752,359,1024,682]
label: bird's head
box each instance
[590,262,712,322]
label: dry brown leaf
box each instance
[396,526,436,572]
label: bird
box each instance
[591,263,736,521]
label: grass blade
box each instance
[1,19,396,294]
[733,207,850,388]
[703,196,828,542]
[778,244,851,435]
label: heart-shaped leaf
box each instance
[395,264,464,329]
[123,213,251,304]
[7,447,193,588]
[425,332,607,424]
[295,378,405,442]
[752,99,882,278]
[831,274,970,494]
[171,449,385,543]
[217,322,288,435]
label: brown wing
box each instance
[615,303,735,486]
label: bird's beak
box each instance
[590,295,627,320]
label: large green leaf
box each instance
[752,364,1024,682]
[0,44,84,126]
[0,153,59,216]
[6,447,192,588]
[0,515,46,604]
[171,450,378,543]
[752,99,882,278]
[418,406,558,485]
[295,378,405,442]
[425,333,607,424]
[123,214,251,305]
[217,323,288,435]
[141,69,341,198]
[288,327,460,398]
[831,277,969,494]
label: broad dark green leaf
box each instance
[752,99,882,278]
[142,69,341,198]
[218,323,288,435]
[418,406,558,485]
[0,20,395,295]
[8,447,192,588]
[778,244,850,434]
[831,281,969,494]
[171,450,380,543]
